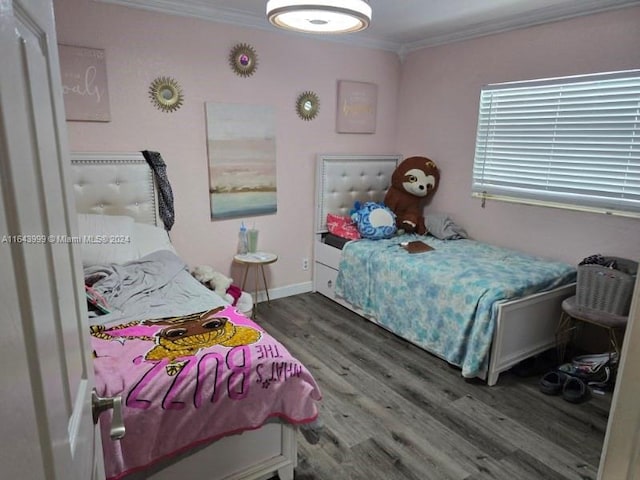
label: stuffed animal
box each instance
[384,156,439,235]
[350,201,397,240]
[192,265,232,297]
[191,265,253,315]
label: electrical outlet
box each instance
[302,257,309,271]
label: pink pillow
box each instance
[326,213,361,240]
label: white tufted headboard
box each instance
[315,154,401,233]
[70,152,160,226]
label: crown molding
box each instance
[95,0,640,56]
[94,0,269,29]
[401,0,640,54]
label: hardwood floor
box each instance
[257,293,612,480]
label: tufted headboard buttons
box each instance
[70,152,160,226]
[315,154,401,233]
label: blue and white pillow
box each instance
[350,201,397,240]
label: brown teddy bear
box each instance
[384,156,439,235]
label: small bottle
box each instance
[237,222,248,254]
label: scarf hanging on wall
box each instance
[141,150,175,231]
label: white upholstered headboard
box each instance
[315,154,401,233]
[70,152,160,226]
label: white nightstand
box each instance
[233,252,278,319]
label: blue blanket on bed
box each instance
[334,234,576,378]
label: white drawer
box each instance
[314,262,361,313]
[314,262,339,299]
[314,239,342,269]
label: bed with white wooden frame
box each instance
[71,152,300,480]
[312,154,576,386]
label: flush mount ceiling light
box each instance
[266,0,371,34]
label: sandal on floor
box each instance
[562,376,591,403]
[539,370,569,395]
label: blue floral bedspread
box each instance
[334,234,576,378]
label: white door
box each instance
[0,1,103,479]
[598,273,640,479]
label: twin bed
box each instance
[71,152,321,480]
[313,154,577,386]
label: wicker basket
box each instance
[576,256,638,316]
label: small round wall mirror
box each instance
[229,43,258,77]
[296,91,319,121]
[149,76,184,112]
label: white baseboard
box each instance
[253,281,313,304]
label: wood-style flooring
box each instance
[257,293,612,480]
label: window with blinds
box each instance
[472,70,640,217]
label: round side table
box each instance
[233,252,278,319]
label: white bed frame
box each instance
[312,154,575,386]
[71,152,296,480]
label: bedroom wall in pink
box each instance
[53,0,400,292]
[397,6,640,264]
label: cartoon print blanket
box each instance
[92,305,321,480]
[86,252,321,480]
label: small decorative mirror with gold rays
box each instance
[229,43,258,77]
[149,76,184,113]
[296,91,319,121]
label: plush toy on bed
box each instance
[384,156,440,235]
[191,265,253,315]
[350,201,397,240]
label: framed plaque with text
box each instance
[58,44,111,122]
[336,80,377,134]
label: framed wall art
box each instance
[58,44,111,122]
[336,80,377,134]
[205,103,277,220]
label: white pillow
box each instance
[131,222,177,257]
[77,214,137,267]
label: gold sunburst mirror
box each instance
[296,91,320,121]
[229,43,258,77]
[149,76,184,112]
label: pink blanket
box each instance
[91,305,321,480]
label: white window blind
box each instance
[472,70,640,216]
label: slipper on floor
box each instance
[562,376,591,403]
[539,370,569,395]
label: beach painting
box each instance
[206,103,277,220]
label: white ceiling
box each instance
[97,0,640,53]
